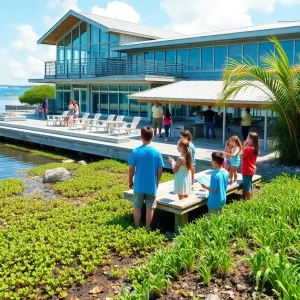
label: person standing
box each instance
[41,99,47,119]
[128,126,164,231]
[65,100,74,126]
[163,108,172,141]
[241,108,252,142]
[152,101,163,137]
[203,105,216,139]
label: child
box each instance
[163,109,172,142]
[169,140,192,200]
[226,135,242,185]
[241,132,259,200]
[200,152,229,214]
[128,126,164,230]
[180,130,196,183]
[224,139,232,171]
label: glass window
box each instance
[140,102,148,117]
[129,86,139,92]
[64,85,71,90]
[92,85,99,91]
[177,49,188,69]
[99,44,108,58]
[100,93,108,114]
[166,50,176,63]
[92,93,100,113]
[109,33,118,43]
[64,33,72,47]
[100,30,109,43]
[145,52,154,61]
[243,43,258,64]
[58,48,64,61]
[56,91,63,111]
[278,40,294,65]
[119,86,128,92]
[171,104,185,116]
[214,46,227,69]
[188,48,200,70]
[109,93,118,114]
[119,93,128,115]
[100,86,108,91]
[72,26,80,47]
[259,42,274,66]
[295,40,300,64]
[129,99,139,116]
[155,51,165,61]
[58,39,64,47]
[63,92,70,110]
[90,44,98,58]
[65,48,72,60]
[109,85,118,91]
[201,47,213,69]
[228,45,242,63]
[80,23,87,45]
[140,86,149,91]
[57,85,63,91]
[91,25,99,44]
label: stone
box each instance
[43,168,71,183]
[78,160,87,165]
[221,290,235,299]
[173,283,181,290]
[88,286,104,294]
[181,282,188,289]
[165,231,176,240]
[62,159,75,163]
[206,295,221,300]
[236,284,247,292]
[3,222,7,226]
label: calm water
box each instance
[0,86,30,112]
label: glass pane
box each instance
[201,47,213,69]
[109,93,118,115]
[72,48,80,72]
[100,93,108,114]
[171,104,185,116]
[100,30,109,43]
[155,51,165,61]
[166,50,176,63]
[188,48,200,70]
[63,92,70,110]
[58,48,64,61]
[110,33,118,43]
[72,26,80,47]
[129,99,139,116]
[119,86,128,92]
[109,42,119,57]
[57,85,63,91]
[129,86,139,92]
[295,40,300,64]
[278,40,294,65]
[80,90,87,112]
[58,39,64,47]
[56,91,63,111]
[90,44,98,58]
[243,43,258,64]
[145,52,154,61]
[259,42,274,67]
[177,49,188,70]
[99,44,108,58]
[80,23,87,45]
[92,93,100,113]
[109,85,118,91]
[92,85,99,91]
[214,46,227,69]
[137,54,143,61]
[64,33,71,47]
[140,85,148,91]
[91,25,99,44]
[228,45,242,63]
[65,48,72,60]
[100,86,109,91]
[140,102,148,117]
[64,85,71,90]
[119,93,128,115]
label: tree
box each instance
[222,37,300,165]
[19,85,55,105]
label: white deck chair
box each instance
[111,117,141,135]
[90,114,115,132]
[47,111,68,126]
[70,113,90,129]
[116,115,125,122]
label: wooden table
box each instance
[124,170,261,234]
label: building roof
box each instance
[128,80,273,108]
[113,21,300,51]
[38,10,183,45]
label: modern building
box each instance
[30,10,300,124]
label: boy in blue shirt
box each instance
[199,151,229,214]
[128,126,164,230]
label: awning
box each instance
[128,80,273,108]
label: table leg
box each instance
[174,213,188,235]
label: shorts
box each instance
[243,175,253,192]
[152,118,162,129]
[208,207,222,215]
[225,159,231,168]
[133,192,157,209]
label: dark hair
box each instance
[230,135,243,150]
[248,132,260,156]
[180,130,192,142]
[165,108,171,120]
[245,108,251,113]
[141,126,154,141]
[178,140,193,171]
[212,151,225,166]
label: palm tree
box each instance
[222,37,300,165]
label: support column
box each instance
[264,109,268,151]
[174,213,188,235]
[222,106,226,146]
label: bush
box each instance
[19,85,55,105]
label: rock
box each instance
[62,159,75,163]
[230,277,241,285]
[236,284,247,292]
[221,290,235,299]
[113,265,119,268]
[88,286,104,294]
[173,283,181,290]
[165,231,176,240]
[213,288,219,294]
[181,282,188,289]
[252,292,257,300]
[225,285,232,290]
[78,160,87,165]
[206,295,221,300]
[3,222,7,226]
[43,168,71,183]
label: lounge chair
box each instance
[47,111,68,126]
[116,115,125,122]
[111,116,141,135]
[89,114,116,132]
[69,113,90,129]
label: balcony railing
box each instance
[44,58,184,79]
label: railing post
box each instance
[67,60,69,79]
[55,61,57,79]
[79,59,81,78]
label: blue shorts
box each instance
[243,175,253,192]
[225,159,231,168]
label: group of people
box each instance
[128,125,259,230]
[64,100,79,126]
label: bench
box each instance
[124,170,261,234]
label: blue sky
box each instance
[1,0,300,85]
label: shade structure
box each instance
[128,80,273,108]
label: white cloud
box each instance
[7,60,28,80]
[12,25,39,51]
[91,1,140,23]
[161,0,300,34]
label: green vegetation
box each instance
[222,37,300,165]
[19,85,55,105]
[123,175,300,299]
[0,178,25,198]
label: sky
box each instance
[1,0,300,85]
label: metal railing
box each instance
[44,58,184,79]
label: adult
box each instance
[241,108,252,142]
[151,101,163,138]
[65,100,74,126]
[73,101,79,121]
[41,99,47,119]
[203,105,216,139]
[128,126,164,230]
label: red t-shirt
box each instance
[242,146,258,175]
[163,114,172,126]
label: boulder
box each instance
[78,160,87,165]
[43,168,71,183]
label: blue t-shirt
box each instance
[128,145,164,194]
[208,169,229,209]
[189,142,196,166]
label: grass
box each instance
[0,178,25,198]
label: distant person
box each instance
[203,105,216,139]
[241,108,252,142]
[226,136,242,185]
[151,101,163,137]
[169,140,192,200]
[65,100,74,126]
[73,101,79,121]
[163,108,172,141]
[198,151,229,214]
[224,138,232,171]
[41,99,47,119]
[241,132,259,200]
[128,126,164,231]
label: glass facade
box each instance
[189,48,200,70]
[214,46,227,69]
[243,43,258,64]
[228,45,242,63]
[201,47,213,69]
[177,49,188,69]
[259,42,274,66]
[295,40,300,64]
[56,85,71,111]
[277,40,294,65]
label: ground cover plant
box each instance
[0,159,173,299]
[0,178,25,199]
[122,175,300,299]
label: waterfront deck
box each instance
[0,114,274,170]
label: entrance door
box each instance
[73,89,88,113]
